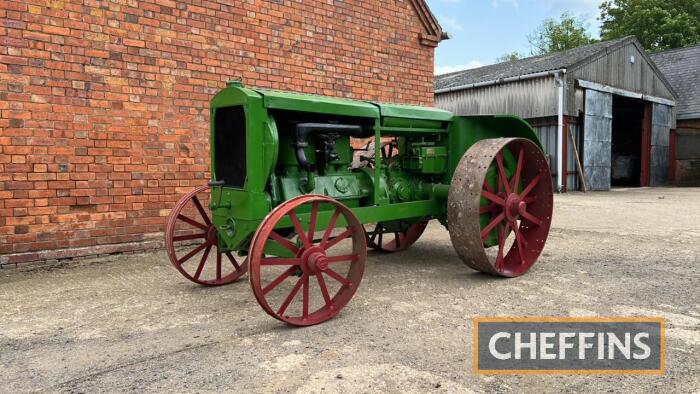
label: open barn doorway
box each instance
[611,96,645,187]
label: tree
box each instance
[600,0,700,52]
[495,52,522,63]
[528,12,594,55]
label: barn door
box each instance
[650,103,672,186]
[583,89,613,191]
[640,103,651,186]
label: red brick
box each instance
[42,25,70,36]
[0,0,437,261]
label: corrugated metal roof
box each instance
[435,37,632,90]
[651,44,700,117]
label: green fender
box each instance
[445,115,542,183]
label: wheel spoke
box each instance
[262,266,296,295]
[316,272,332,307]
[520,175,541,198]
[177,214,208,231]
[321,208,342,245]
[323,227,354,250]
[325,268,351,286]
[277,275,305,316]
[325,254,358,263]
[512,222,527,264]
[483,180,494,193]
[482,190,505,206]
[495,222,507,271]
[502,220,513,241]
[369,225,379,242]
[496,152,512,194]
[177,242,208,265]
[302,275,309,319]
[479,204,496,214]
[173,232,206,242]
[511,147,524,192]
[225,252,241,271]
[261,257,302,266]
[512,220,528,246]
[520,210,542,226]
[480,212,506,240]
[216,252,222,281]
[193,244,212,280]
[269,231,300,255]
[377,231,383,248]
[288,210,311,249]
[394,232,401,249]
[192,195,212,226]
[307,201,318,244]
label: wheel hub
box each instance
[504,193,525,221]
[299,246,328,273]
[206,225,218,244]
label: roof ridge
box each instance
[435,37,630,79]
[650,43,700,56]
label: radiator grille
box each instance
[214,106,246,188]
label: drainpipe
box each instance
[554,70,567,193]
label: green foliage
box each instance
[599,0,700,52]
[528,12,595,55]
[495,52,523,63]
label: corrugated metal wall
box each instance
[436,42,675,121]
[568,42,675,108]
[529,118,582,190]
[566,121,582,190]
[531,122,558,186]
[435,76,559,119]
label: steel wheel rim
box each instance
[448,138,553,277]
[249,195,366,326]
[165,185,248,286]
[366,221,428,252]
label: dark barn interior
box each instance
[611,96,645,187]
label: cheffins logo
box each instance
[474,317,665,374]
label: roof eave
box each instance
[409,0,446,47]
[678,112,700,120]
[434,69,565,94]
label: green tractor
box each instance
[165,81,553,326]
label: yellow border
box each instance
[472,316,665,375]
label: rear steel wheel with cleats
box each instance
[447,138,553,277]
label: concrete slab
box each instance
[1,188,699,393]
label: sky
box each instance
[426,0,604,74]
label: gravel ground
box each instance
[1,187,699,393]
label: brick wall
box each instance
[0,0,438,264]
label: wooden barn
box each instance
[435,37,677,192]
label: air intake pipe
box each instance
[294,123,365,171]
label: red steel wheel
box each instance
[365,220,428,252]
[165,185,248,286]
[248,195,366,326]
[447,138,553,277]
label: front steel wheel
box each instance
[164,185,248,286]
[447,138,553,277]
[248,195,366,326]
